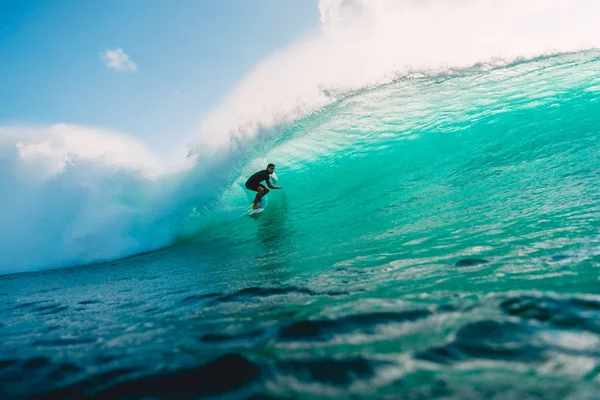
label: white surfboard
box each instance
[248,196,268,216]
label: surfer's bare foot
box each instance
[253,204,261,209]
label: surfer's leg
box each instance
[253,187,263,208]
[253,185,269,209]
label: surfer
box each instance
[245,163,281,209]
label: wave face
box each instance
[213,49,600,282]
[2,0,600,275]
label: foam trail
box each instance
[197,0,600,150]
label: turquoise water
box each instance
[215,51,600,296]
[1,51,599,399]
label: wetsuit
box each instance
[245,170,271,191]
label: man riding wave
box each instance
[245,163,282,209]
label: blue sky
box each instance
[0,0,320,156]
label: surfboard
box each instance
[248,196,268,216]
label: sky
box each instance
[0,0,320,157]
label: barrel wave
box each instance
[2,0,600,274]
[1,1,600,398]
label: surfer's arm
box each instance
[266,179,281,189]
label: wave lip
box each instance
[197,0,600,151]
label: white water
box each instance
[198,0,600,149]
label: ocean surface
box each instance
[1,50,600,399]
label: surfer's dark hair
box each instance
[267,163,275,168]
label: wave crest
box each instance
[197,0,600,149]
